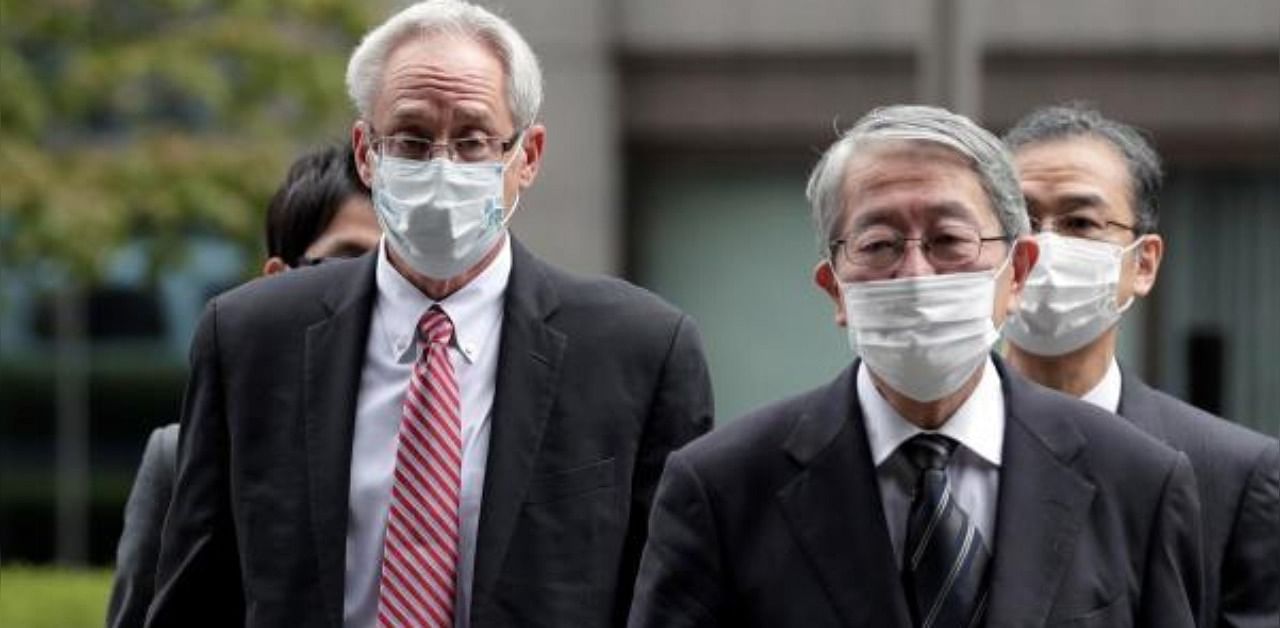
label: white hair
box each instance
[345,0,543,130]
[805,105,1030,255]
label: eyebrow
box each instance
[848,201,980,233]
[1057,192,1107,212]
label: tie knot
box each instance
[901,433,958,472]
[417,307,454,347]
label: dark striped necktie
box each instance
[900,434,991,628]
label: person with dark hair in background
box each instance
[1002,103,1279,628]
[106,140,380,628]
[263,141,380,273]
[629,105,1202,628]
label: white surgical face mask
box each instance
[1005,232,1143,356]
[840,253,1012,402]
[372,139,523,279]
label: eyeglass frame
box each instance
[828,226,1011,273]
[1028,213,1137,242]
[366,126,524,163]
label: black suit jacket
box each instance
[108,423,179,628]
[1117,367,1279,628]
[629,358,1203,628]
[146,240,714,627]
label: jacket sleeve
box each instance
[145,300,244,627]
[106,424,179,628]
[614,314,715,624]
[1138,452,1204,627]
[1219,440,1280,628]
[628,452,724,628]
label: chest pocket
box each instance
[526,457,615,504]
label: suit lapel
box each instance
[303,254,378,627]
[984,359,1097,625]
[471,239,567,602]
[776,365,913,628]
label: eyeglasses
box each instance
[1030,213,1136,242]
[370,130,522,163]
[830,224,1008,272]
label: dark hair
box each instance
[1003,103,1162,234]
[264,141,371,264]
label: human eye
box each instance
[853,231,898,253]
[384,134,430,160]
[1061,214,1104,238]
[452,136,491,161]
[925,225,978,260]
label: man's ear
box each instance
[262,257,290,276]
[813,259,847,327]
[352,121,376,190]
[1004,236,1040,317]
[1131,234,1164,298]
[516,123,546,188]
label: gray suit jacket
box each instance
[1118,366,1279,628]
[629,357,1204,627]
[145,240,714,627]
[107,423,179,628]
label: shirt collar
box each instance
[858,357,1005,468]
[1081,356,1122,414]
[374,235,512,365]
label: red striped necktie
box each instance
[377,307,461,628]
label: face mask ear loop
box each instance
[992,241,1016,279]
[496,128,531,228]
[1113,234,1148,313]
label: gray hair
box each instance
[806,105,1029,257]
[1003,103,1162,234]
[346,0,543,131]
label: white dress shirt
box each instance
[344,237,510,628]
[858,358,1004,567]
[1080,357,1122,414]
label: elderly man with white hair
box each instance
[628,105,1202,628]
[147,2,712,626]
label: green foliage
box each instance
[0,566,113,628]
[0,0,384,282]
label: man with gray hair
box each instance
[147,2,713,626]
[1003,103,1279,627]
[629,105,1202,627]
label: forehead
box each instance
[373,31,510,130]
[1014,136,1132,210]
[839,141,999,232]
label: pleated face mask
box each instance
[373,136,523,280]
[1005,232,1143,356]
[841,252,1011,402]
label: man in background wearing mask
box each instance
[107,140,381,628]
[1003,104,1279,627]
[147,1,713,626]
[629,105,1201,627]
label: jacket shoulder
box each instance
[541,260,685,323]
[1134,382,1277,467]
[1008,370,1185,481]
[676,382,831,482]
[205,254,369,330]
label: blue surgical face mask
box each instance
[372,136,523,279]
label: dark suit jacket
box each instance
[146,240,714,627]
[629,358,1203,628]
[1118,367,1279,628]
[107,423,179,628]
